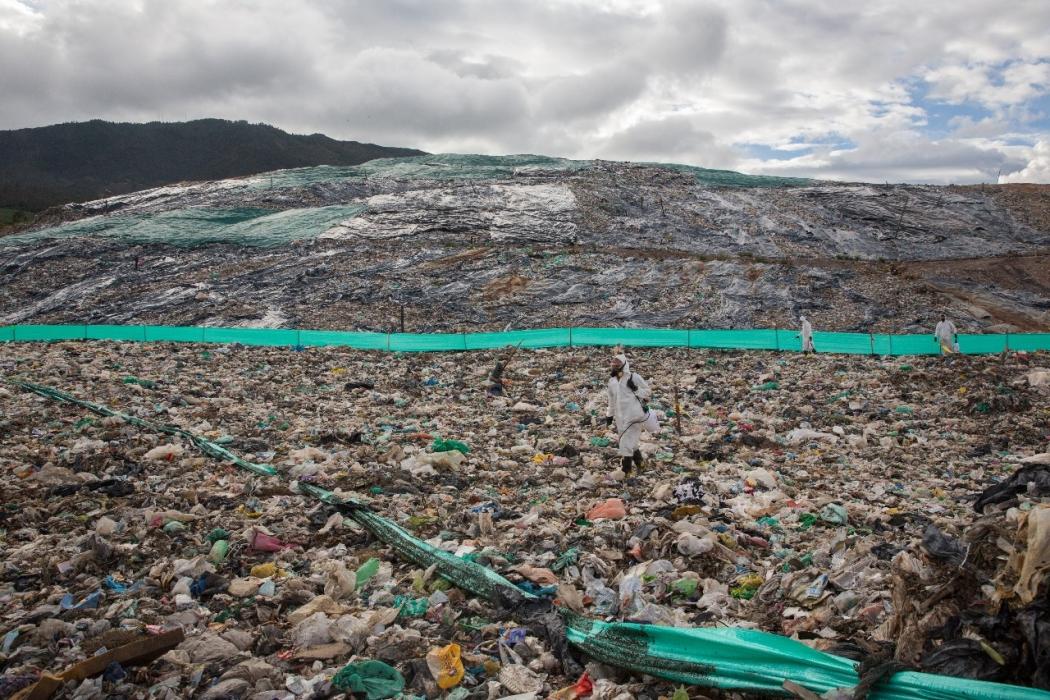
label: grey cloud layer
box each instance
[1,0,1048,183]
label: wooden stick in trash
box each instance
[782,680,821,700]
[13,628,185,700]
[674,378,682,436]
[499,341,525,402]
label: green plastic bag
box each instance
[208,539,229,564]
[331,660,405,699]
[432,437,470,454]
[355,557,381,590]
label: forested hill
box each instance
[0,119,425,210]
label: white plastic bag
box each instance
[643,409,660,433]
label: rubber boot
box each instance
[621,456,633,476]
[633,449,643,471]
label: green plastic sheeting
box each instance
[246,153,809,191]
[4,324,1050,356]
[563,612,1050,700]
[11,380,533,608]
[0,205,366,249]
[298,482,533,607]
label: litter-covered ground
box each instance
[2,341,1050,699]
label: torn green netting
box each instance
[16,381,276,478]
[562,611,1050,700]
[12,380,533,606]
[298,483,532,607]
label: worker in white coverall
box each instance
[799,316,815,353]
[605,353,651,475]
[934,315,958,354]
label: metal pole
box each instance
[869,333,875,355]
[775,327,780,351]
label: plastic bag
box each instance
[426,643,465,689]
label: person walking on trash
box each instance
[605,353,653,475]
[799,316,815,353]
[934,314,958,354]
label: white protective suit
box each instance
[606,354,652,457]
[935,319,957,350]
[800,317,814,352]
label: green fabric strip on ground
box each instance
[562,612,1050,700]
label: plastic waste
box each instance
[426,643,465,690]
[355,557,381,590]
[586,498,626,520]
[820,503,848,525]
[331,660,405,699]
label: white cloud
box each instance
[0,0,1047,184]
[1000,140,1050,183]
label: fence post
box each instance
[296,330,302,348]
[12,325,18,341]
[462,333,468,351]
[1005,332,1010,353]
[569,326,573,348]
[142,326,147,342]
[82,325,88,340]
[888,334,893,355]
[869,333,875,356]
[774,327,780,351]
[386,333,391,352]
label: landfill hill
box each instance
[1,154,1049,334]
[0,119,426,212]
[2,341,1050,697]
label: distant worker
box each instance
[934,314,958,354]
[799,316,815,353]
[486,356,508,396]
[605,353,652,475]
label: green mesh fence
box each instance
[958,334,1008,354]
[2,324,1049,356]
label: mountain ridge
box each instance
[0,118,426,210]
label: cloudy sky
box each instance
[2,0,1049,183]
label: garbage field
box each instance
[2,340,1050,699]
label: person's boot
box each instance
[633,449,643,471]
[621,456,633,476]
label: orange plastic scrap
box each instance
[12,628,185,700]
[586,498,627,520]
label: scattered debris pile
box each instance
[1,340,1049,698]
